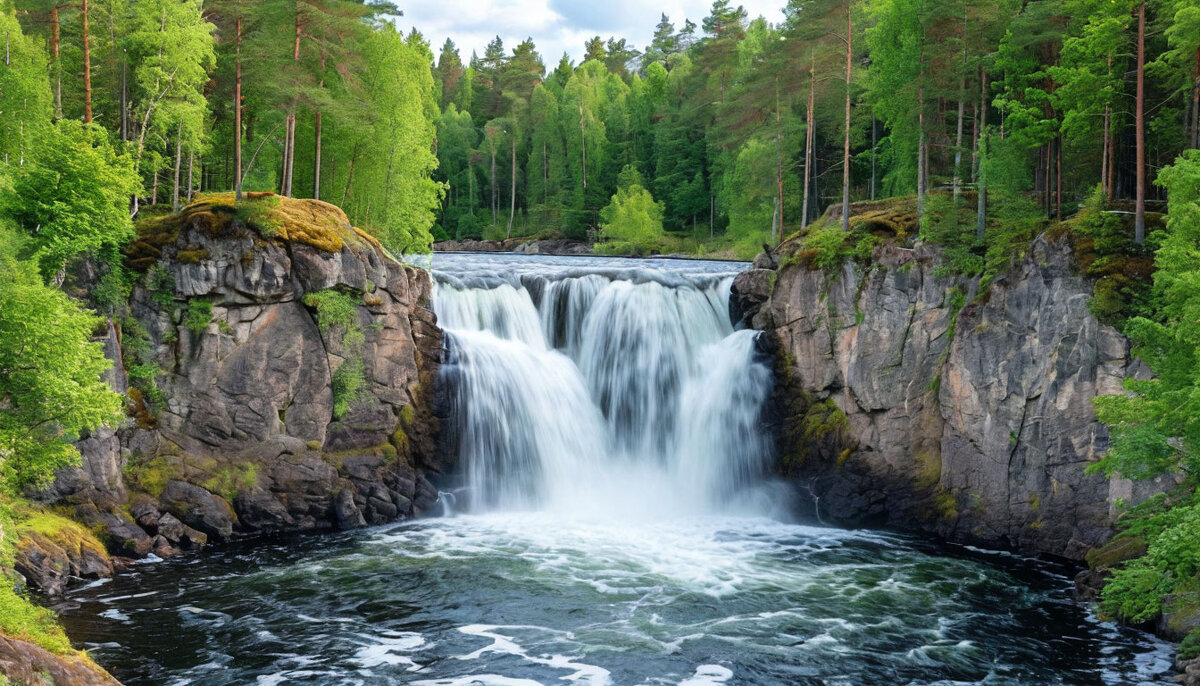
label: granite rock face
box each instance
[739,235,1166,559]
[24,201,444,598]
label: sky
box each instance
[398,1,787,67]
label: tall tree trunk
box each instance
[51,6,62,119]
[234,14,243,200]
[313,51,325,200]
[120,47,128,139]
[579,102,587,190]
[870,116,877,200]
[489,140,497,222]
[802,55,815,227]
[776,76,784,242]
[1101,104,1110,199]
[283,4,301,197]
[1056,134,1062,220]
[1135,1,1146,244]
[508,133,516,237]
[82,0,92,123]
[841,8,853,232]
[313,109,322,199]
[172,125,183,211]
[977,69,988,242]
[917,74,926,222]
[341,142,361,207]
[953,76,966,201]
[186,147,194,202]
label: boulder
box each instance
[158,480,235,540]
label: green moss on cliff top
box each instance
[127,193,383,271]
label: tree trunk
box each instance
[508,133,516,237]
[917,74,926,222]
[776,76,784,242]
[186,147,194,202]
[313,52,325,200]
[234,14,243,200]
[313,109,322,199]
[953,76,966,201]
[1135,1,1146,244]
[841,8,852,232]
[82,0,92,123]
[802,55,815,228]
[489,140,497,222]
[283,3,302,198]
[52,6,62,119]
[172,126,183,211]
[1056,134,1062,220]
[870,116,877,200]
[977,70,988,242]
[579,102,588,190]
[1101,104,1110,199]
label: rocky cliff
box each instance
[24,195,443,584]
[735,231,1167,560]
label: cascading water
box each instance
[433,253,776,517]
[58,254,1178,686]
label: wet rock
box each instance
[154,513,206,550]
[334,488,367,529]
[159,480,235,540]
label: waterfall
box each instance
[433,254,775,519]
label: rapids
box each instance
[56,253,1176,685]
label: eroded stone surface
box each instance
[748,235,1167,559]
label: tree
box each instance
[597,164,666,253]
[4,121,139,279]
[0,6,53,166]
[123,0,215,212]
[0,232,124,491]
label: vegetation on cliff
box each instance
[1087,152,1200,647]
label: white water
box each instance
[433,254,775,519]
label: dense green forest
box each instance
[0,0,1199,665]
[427,0,1200,258]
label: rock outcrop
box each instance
[23,194,444,596]
[738,233,1167,560]
[0,637,120,686]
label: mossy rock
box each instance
[1085,534,1148,571]
[128,192,380,272]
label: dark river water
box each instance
[58,514,1172,686]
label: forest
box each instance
[0,0,1199,667]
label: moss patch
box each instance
[128,192,376,272]
[123,455,180,497]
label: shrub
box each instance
[183,299,213,334]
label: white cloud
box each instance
[398,0,786,67]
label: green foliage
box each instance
[183,300,214,335]
[145,264,177,307]
[3,121,140,279]
[0,235,124,492]
[596,167,667,255]
[332,357,366,420]
[303,289,366,419]
[1091,152,1200,482]
[1100,494,1200,623]
[123,455,177,497]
